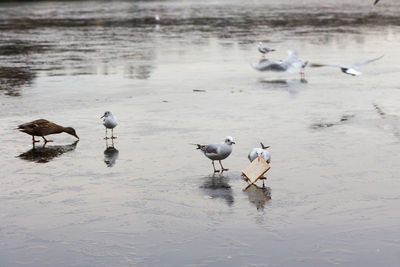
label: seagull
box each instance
[195,136,235,173]
[248,143,271,163]
[310,55,384,76]
[101,111,118,139]
[258,42,275,55]
[374,0,381,5]
[252,50,308,76]
[17,119,79,144]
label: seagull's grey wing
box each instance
[252,60,285,72]
[309,63,343,68]
[280,50,299,69]
[204,143,219,154]
[350,55,384,68]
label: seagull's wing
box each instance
[281,50,307,73]
[203,143,219,154]
[286,61,305,73]
[252,60,285,72]
[350,55,384,68]
[309,63,343,68]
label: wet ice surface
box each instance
[1,0,400,266]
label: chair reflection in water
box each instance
[243,184,271,211]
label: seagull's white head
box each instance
[225,136,235,145]
[100,110,113,119]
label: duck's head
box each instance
[64,127,79,139]
[225,136,235,145]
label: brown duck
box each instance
[17,119,79,143]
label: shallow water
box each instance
[1,0,400,266]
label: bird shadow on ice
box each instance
[200,174,234,206]
[17,141,78,163]
[258,78,307,95]
[104,140,119,167]
[373,103,400,140]
[310,114,355,129]
[243,184,271,212]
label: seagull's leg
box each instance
[219,160,229,172]
[32,135,40,143]
[42,136,53,143]
[111,128,117,139]
[300,70,306,80]
[212,161,220,173]
[104,128,108,140]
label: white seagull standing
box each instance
[252,50,308,76]
[101,111,118,139]
[258,42,275,55]
[310,55,384,76]
[248,143,271,163]
[195,136,235,173]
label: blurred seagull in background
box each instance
[248,143,271,163]
[101,111,118,139]
[252,50,308,77]
[310,55,384,76]
[374,0,381,5]
[258,42,275,55]
[195,136,235,173]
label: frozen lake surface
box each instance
[0,0,399,266]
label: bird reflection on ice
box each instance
[17,141,78,163]
[259,78,307,95]
[200,174,234,206]
[243,184,271,211]
[104,140,119,167]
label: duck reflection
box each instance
[200,174,234,206]
[17,141,78,163]
[243,184,271,211]
[104,140,119,167]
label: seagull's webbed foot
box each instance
[212,161,220,173]
[219,160,229,172]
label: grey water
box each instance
[0,0,400,266]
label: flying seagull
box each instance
[252,50,308,76]
[195,136,235,173]
[310,55,384,76]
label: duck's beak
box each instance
[100,114,105,119]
